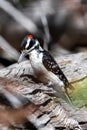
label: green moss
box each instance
[70,77,87,107]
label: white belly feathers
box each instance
[29,50,64,87]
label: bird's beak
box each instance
[18,51,27,63]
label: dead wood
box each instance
[0,52,87,129]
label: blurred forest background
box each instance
[0,0,87,68]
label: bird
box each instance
[18,34,73,104]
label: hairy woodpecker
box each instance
[18,35,72,104]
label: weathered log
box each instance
[0,52,87,129]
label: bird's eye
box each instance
[26,39,35,50]
[29,39,35,48]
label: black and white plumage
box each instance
[18,35,72,104]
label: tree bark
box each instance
[0,52,87,130]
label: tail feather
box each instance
[64,91,72,105]
[47,82,73,105]
[64,82,73,105]
[50,83,73,105]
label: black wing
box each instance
[42,50,69,87]
[42,50,73,104]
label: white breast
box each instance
[30,50,45,72]
[29,50,64,88]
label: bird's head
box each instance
[21,35,40,54]
[18,35,40,63]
